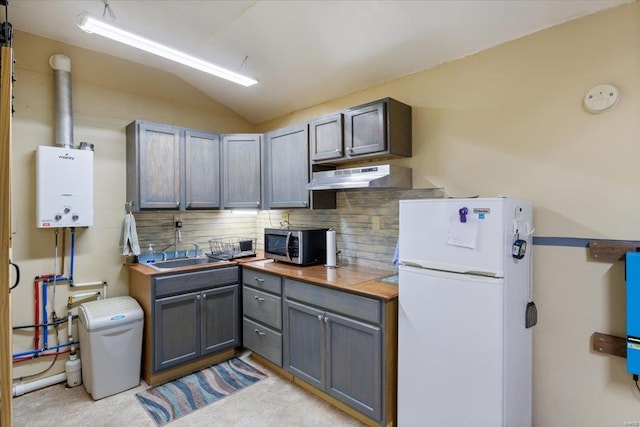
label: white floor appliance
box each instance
[397,197,533,427]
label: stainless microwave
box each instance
[264,227,328,265]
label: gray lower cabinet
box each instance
[242,270,283,366]
[152,267,240,373]
[284,278,385,423]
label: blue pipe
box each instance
[42,276,69,283]
[13,341,80,359]
[42,282,48,349]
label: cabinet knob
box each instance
[323,315,329,323]
[196,295,201,300]
[254,277,265,283]
[256,201,260,206]
[188,202,192,208]
[254,295,265,302]
[176,201,180,207]
[317,314,323,321]
[254,329,266,337]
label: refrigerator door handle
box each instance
[399,259,503,278]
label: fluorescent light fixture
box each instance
[76,12,257,87]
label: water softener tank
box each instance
[78,296,143,400]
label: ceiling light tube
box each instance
[76,12,257,87]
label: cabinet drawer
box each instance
[243,270,281,295]
[243,318,282,367]
[284,279,381,325]
[155,266,239,298]
[243,286,282,330]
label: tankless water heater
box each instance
[36,145,94,228]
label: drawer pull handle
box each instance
[254,329,266,336]
[254,295,265,302]
[254,277,265,283]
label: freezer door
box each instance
[399,198,531,277]
[397,266,504,427]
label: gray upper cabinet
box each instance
[185,130,221,209]
[309,113,343,162]
[221,134,262,209]
[312,97,412,165]
[263,124,309,209]
[127,121,182,210]
[126,120,221,211]
[344,101,386,156]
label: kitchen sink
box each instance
[146,256,227,271]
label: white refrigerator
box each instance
[397,197,533,427]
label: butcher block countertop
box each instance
[127,251,398,301]
[243,259,398,301]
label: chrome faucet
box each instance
[188,242,200,258]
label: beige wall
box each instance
[254,3,640,426]
[8,2,640,425]
[10,31,254,378]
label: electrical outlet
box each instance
[280,211,290,228]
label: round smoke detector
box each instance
[583,84,620,113]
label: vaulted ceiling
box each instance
[8,0,631,123]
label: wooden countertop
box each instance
[127,250,398,301]
[243,259,398,301]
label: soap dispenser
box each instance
[146,244,155,263]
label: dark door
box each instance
[201,284,239,354]
[154,292,200,371]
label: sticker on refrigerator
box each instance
[447,215,478,249]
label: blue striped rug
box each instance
[135,358,267,425]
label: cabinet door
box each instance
[185,130,220,209]
[310,113,343,162]
[154,292,200,372]
[137,122,182,209]
[284,299,325,389]
[201,284,239,354]
[263,124,309,209]
[326,311,382,421]
[221,134,261,209]
[344,101,386,157]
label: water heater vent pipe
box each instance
[48,54,74,149]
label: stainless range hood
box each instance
[306,164,412,190]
